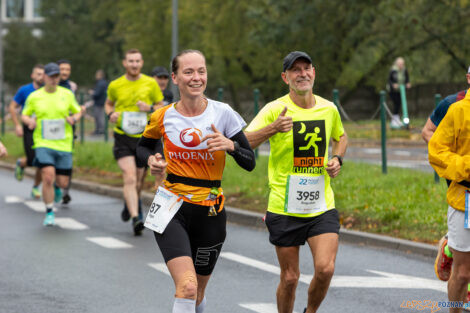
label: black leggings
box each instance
[154,201,226,276]
[389,91,402,115]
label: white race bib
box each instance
[42,119,65,140]
[284,175,327,214]
[144,187,183,234]
[121,112,147,135]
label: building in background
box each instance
[1,0,43,23]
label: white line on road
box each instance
[5,196,24,203]
[221,252,446,293]
[363,148,381,154]
[86,237,133,249]
[55,218,89,230]
[394,150,412,156]
[24,201,57,212]
[148,263,171,276]
[239,302,300,313]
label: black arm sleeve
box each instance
[136,135,163,167]
[228,130,256,172]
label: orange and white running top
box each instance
[143,98,246,204]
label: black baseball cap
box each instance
[283,51,312,72]
[151,66,170,77]
[44,62,60,76]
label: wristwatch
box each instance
[332,154,343,166]
[228,141,240,156]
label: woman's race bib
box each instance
[145,187,183,234]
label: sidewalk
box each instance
[0,160,438,258]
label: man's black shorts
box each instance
[154,201,227,276]
[265,209,340,247]
[113,132,148,168]
[22,124,35,167]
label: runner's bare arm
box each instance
[326,132,348,178]
[421,118,437,143]
[8,100,23,137]
[137,100,164,112]
[105,98,119,123]
[66,110,83,125]
[245,106,292,149]
[21,114,36,130]
[152,100,164,111]
[0,141,7,157]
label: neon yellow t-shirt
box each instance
[245,94,344,217]
[107,74,164,137]
[23,86,81,153]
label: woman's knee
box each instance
[175,271,198,299]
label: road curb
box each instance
[0,161,437,257]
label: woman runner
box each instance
[137,49,255,313]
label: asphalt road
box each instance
[0,169,449,313]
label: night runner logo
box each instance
[292,120,326,174]
[180,128,203,147]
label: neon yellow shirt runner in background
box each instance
[22,86,81,153]
[107,74,163,138]
[245,94,344,218]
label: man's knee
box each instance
[122,169,137,186]
[453,267,470,284]
[315,261,335,282]
[41,169,55,185]
[280,269,300,288]
[175,271,198,299]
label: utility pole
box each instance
[171,0,178,100]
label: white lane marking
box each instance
[220,252,311,284]
[394,150,412,156]
[148,263,171,276]
[5,196,24,203]
[55,218,89,230]
[239,302,299,313]
[221,252,446,293]
[363,148,381,154]
[24,201,58,213]
[24,201,56,212]
[86,237,132,249]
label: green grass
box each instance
[222,156,447,243]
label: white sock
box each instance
[45,202,54,213]
[172,298,196,313]
[196,297,206,313]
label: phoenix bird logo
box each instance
[179,128,203,147]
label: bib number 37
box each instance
[144,187,183,234]
[285,175,327,214]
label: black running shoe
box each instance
[133,217,144,236]
[121,203,130,222]
[62,194,71,205]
